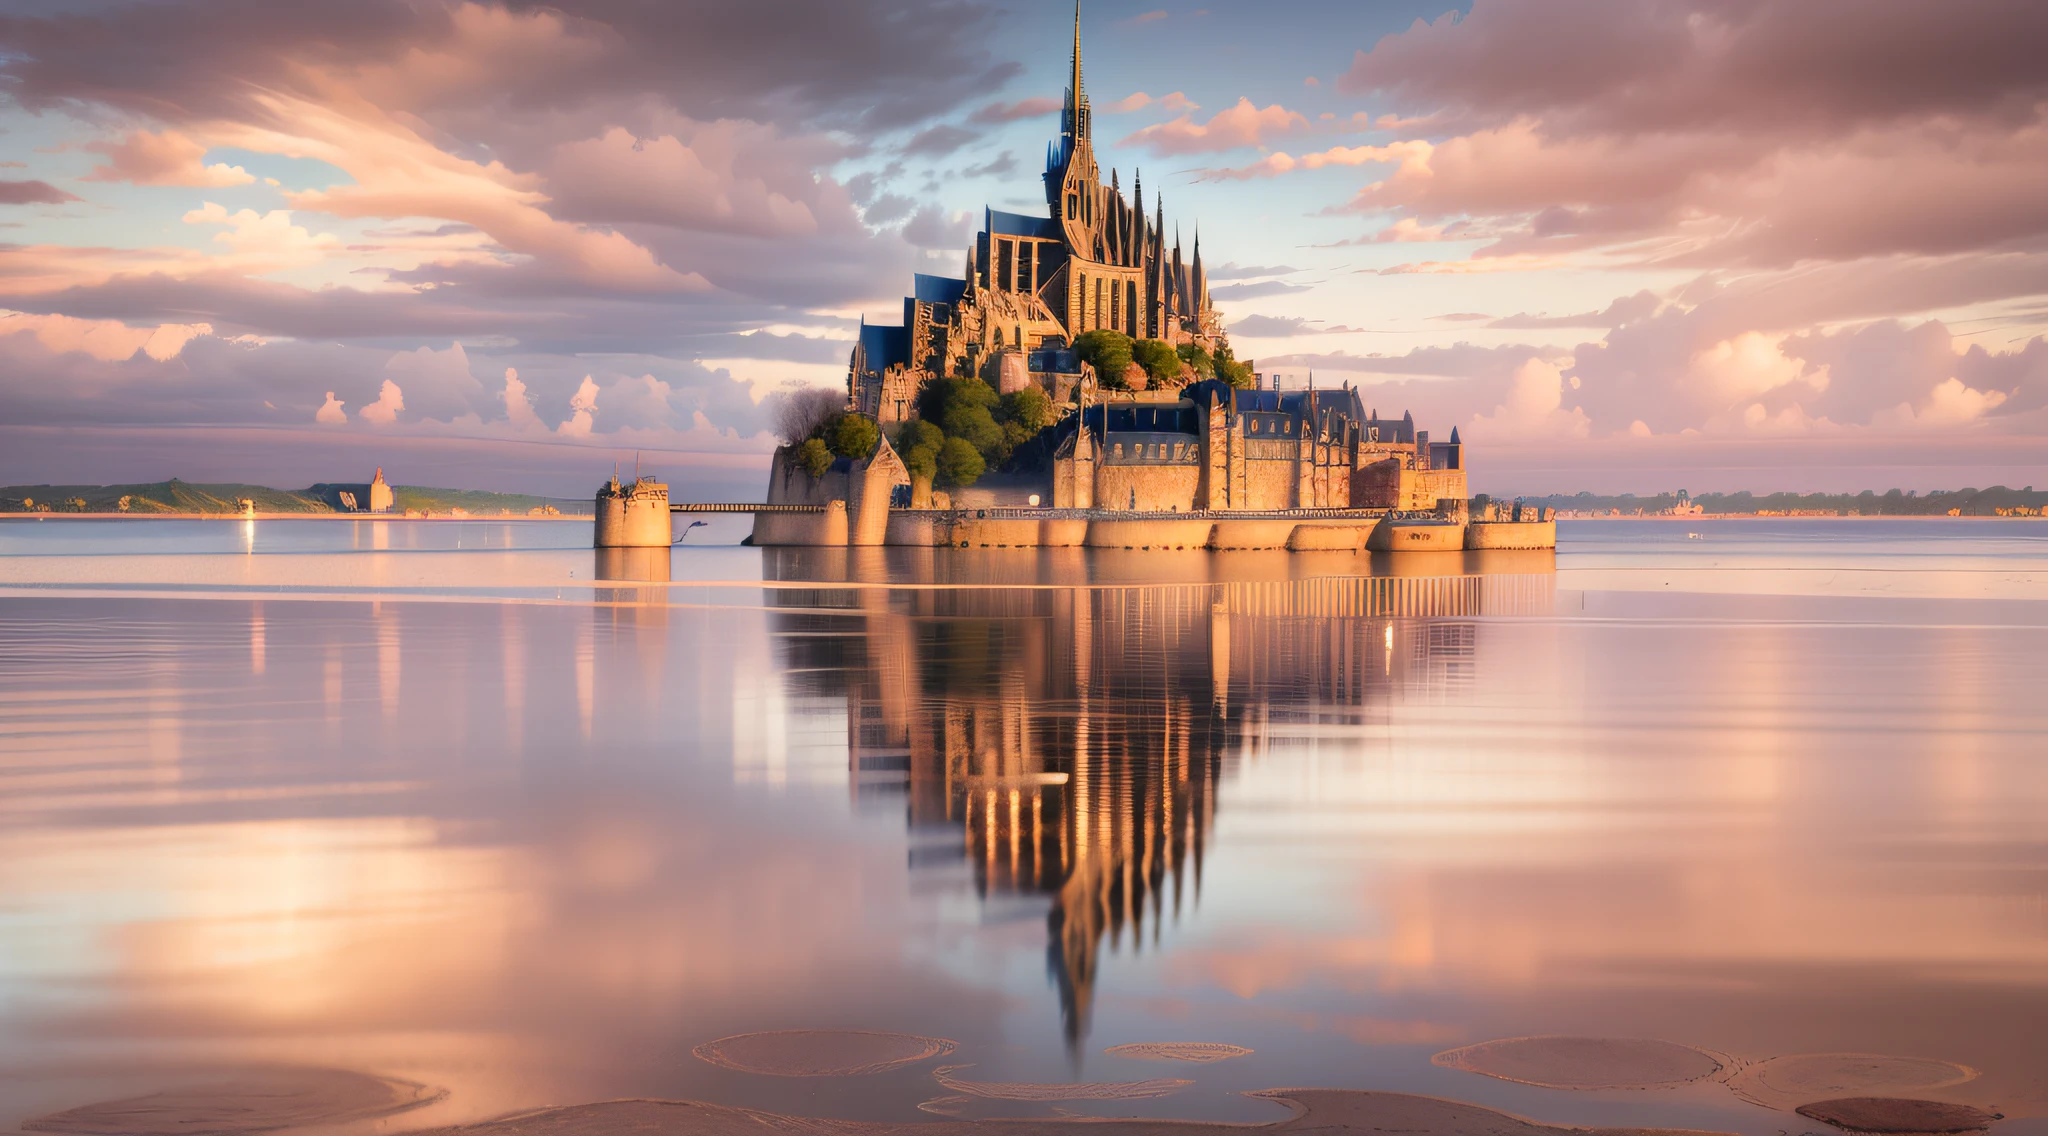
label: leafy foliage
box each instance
[1072,329,1132,383]
[796,437,834,478]
[823,412,879,460]
[1132,339,1182,385]
[936,437,986,487]
[893,419,944,483]
[1175,342,1215,381]
[1000,386,1053,433]
[1213,339,1256,389]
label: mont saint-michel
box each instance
[594,12,1553,556]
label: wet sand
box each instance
[1433,1038,1725,1091]
[383,1090,1742,1136]
[930,1065,1192,1101]
[1795,1098,2002,1134]
[691,1031,958,1077]
[1727,1055,1980,1110]
[20,1070,443,1136]
[1103,1044,1255,1063]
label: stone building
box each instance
[311,467,394,513]
[1051,380,1466,512]
[849,7,1220,421]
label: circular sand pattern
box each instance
[1432,1036,1724,1090]
[1103,1043,1254,1064]
[933,1065,1192,1101]
[1796,1098,2002,1134]
[691,1030,957,1077]
[23,1069,443,1136]
[1727,1054,1979,1109]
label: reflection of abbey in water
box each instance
[763,556,1554,1046]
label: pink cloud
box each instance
[1118,97,1310,156]
[83,130,254,187]
[1101,91,1198,115]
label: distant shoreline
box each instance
[0,512,592,521]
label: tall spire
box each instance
[1064,0,1089,145]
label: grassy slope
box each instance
[1,479,590,515]
[1513,486,2048,517]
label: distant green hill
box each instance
[0,478,591,516]
[1510,486,2048,517]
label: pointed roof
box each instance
[1063,1,1089,144]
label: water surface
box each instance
[1,517,2043,1133]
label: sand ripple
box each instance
[932,1065,1192,1100]
[1796,1098,2002,1134]
[22,1069,443,1136]
[1432,1036,1724,1090]
[1103,1043,1253,1063]
[691,1030,957,1077]
[1727,1054,1978,1109]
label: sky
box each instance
[2,0,2046,496]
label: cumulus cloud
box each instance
[83,130,255,187]
[501,367,542,429]
[0,311,213,361]
[1465,357,1591,439]
[358,379,405,424]
[557,375,600,436]
[382,342,487,421]
[1119,98,1309,156]
[315,391,348,425]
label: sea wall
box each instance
[1465,521,1557,550]
[1365,518,1466,552]
[752,501,848,546]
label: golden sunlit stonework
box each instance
[851,8,1222,424]
[729,10,1555,552]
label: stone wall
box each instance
[1093,462,1200,512]
[1240,458,1298,510]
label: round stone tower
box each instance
[594,474,672,548]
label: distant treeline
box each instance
[1507,486,2048,517]
[0,479,592,516]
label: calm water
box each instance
[1,518,2045,1132]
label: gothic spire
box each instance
[1064,1,1089,146]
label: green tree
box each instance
[936,437,985,487]
[1072,329,1133,383]
[796,437,834,477]
[1176,342,1215,381]
[1132,339,1182,385]
[824,412,880,460]
[926,378,1002,459]
[999,385,1053,433]
[894,419,943,455]
[1213,339,1255,389]
[903,443,939,483]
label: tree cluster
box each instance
[893,377,1054,488]
[792,408,881,478]
[1070,329,1255,390]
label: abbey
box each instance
[726,9,1553,552]
[851,8,1220,424]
